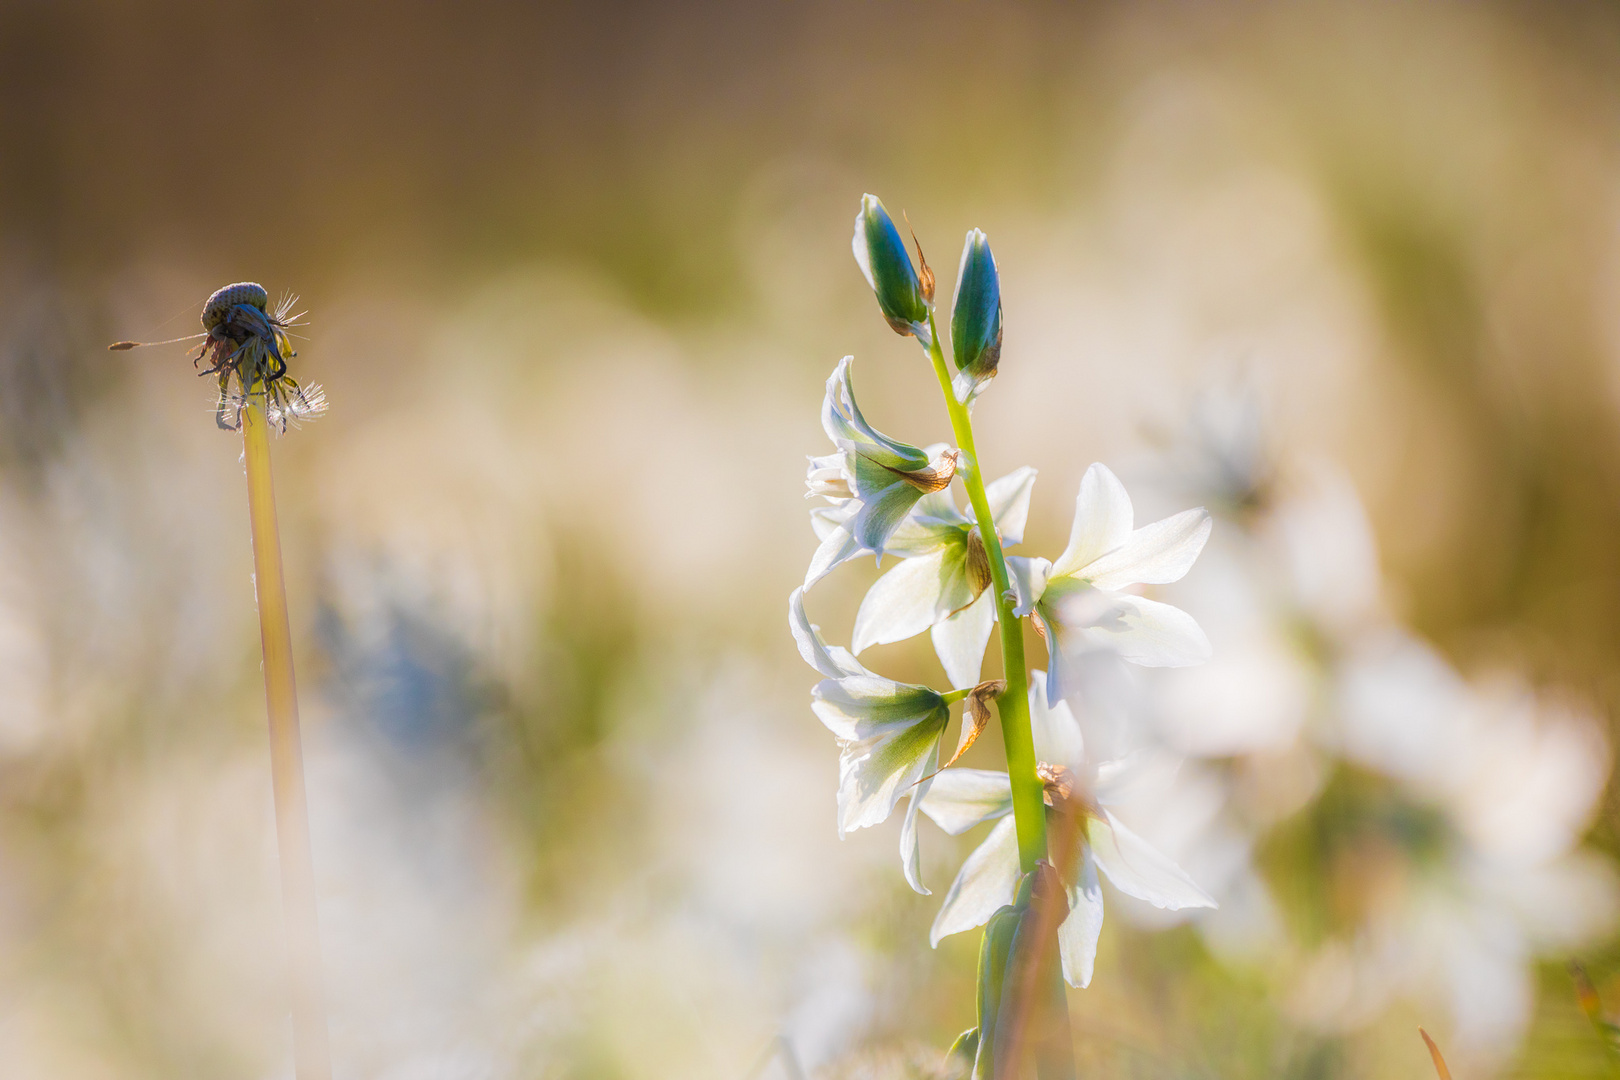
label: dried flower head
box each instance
[112,281,326,432]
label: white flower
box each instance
[848,467,1036,689]
[803,357,960,589]
[790,588,949,894]
[1010,462,1212,708]
[918,676,1215,987]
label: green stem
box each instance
[923,313,1048,873]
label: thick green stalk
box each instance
[242,389,332,1080]
[924,313,1048,872]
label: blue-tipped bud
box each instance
[950,229,1002,404]
[853,194,931,341]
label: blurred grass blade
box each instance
[1420,1028,1452,1080]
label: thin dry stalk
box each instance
[242,394,332,1080]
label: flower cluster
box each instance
[790,195,1220,1013]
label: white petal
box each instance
[828,693,949,834]
[931,589,996,689]
[1088,810,1216,910]
[788,588,867,679]
[1047,588,1212,668]
[1080,509,1212,590]
[825,357,930,471]
[1028,674,1085,772]
[929,814,1020,946]
[919,768,1013,835]
[852,208,876,289]
[848,475,930,558]
[812,675,945,742]
[1007,556,1051,618]
[885,491,968,556]
[1058,848,1104,988]
[804,522,866,590]
[1040,621,1085,711]
[1051,463,1133,578]
[901,766,938,895]
[984,466,1038,547]
[853,548,972,654]
[809,500,855,542]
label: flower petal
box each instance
[1087,810,1216,910]
[847,471,931,558]
[919,768,1014,835]
[1058,848,1105,988]
[929,814,1021,946]
[1045,586,1212,668]
[853,546,973,654]
[931,588,997,689]
[984,466,1038,547]
[816,681,949,834]
[1007,556,1051,618]
[822,356,930,472]
[789,588,867,679]
[1079,508,1212,590]
[901,766,938,895]
[885,490,969,556]
[812,675,946,741]
[1028,673,1085,772]
[1051,463,1134,578]
[803,521,866,589]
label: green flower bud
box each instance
[993,863,1074,1080]
[950,229,1002,404]
[972,903,1022,1080]
[853,194,931,341]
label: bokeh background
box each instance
[5,1,1620,1076]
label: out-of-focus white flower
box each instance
[790,588,948,894]
[1010,462,1212,708]
[803,357,961,589]
[1274,632,1620,1056]
[849,467,1036,689]
[919,676,1215,987]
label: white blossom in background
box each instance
[1135,384,1620,1059]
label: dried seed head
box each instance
[202,282,270,330]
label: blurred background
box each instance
[4,1,1620,1076]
